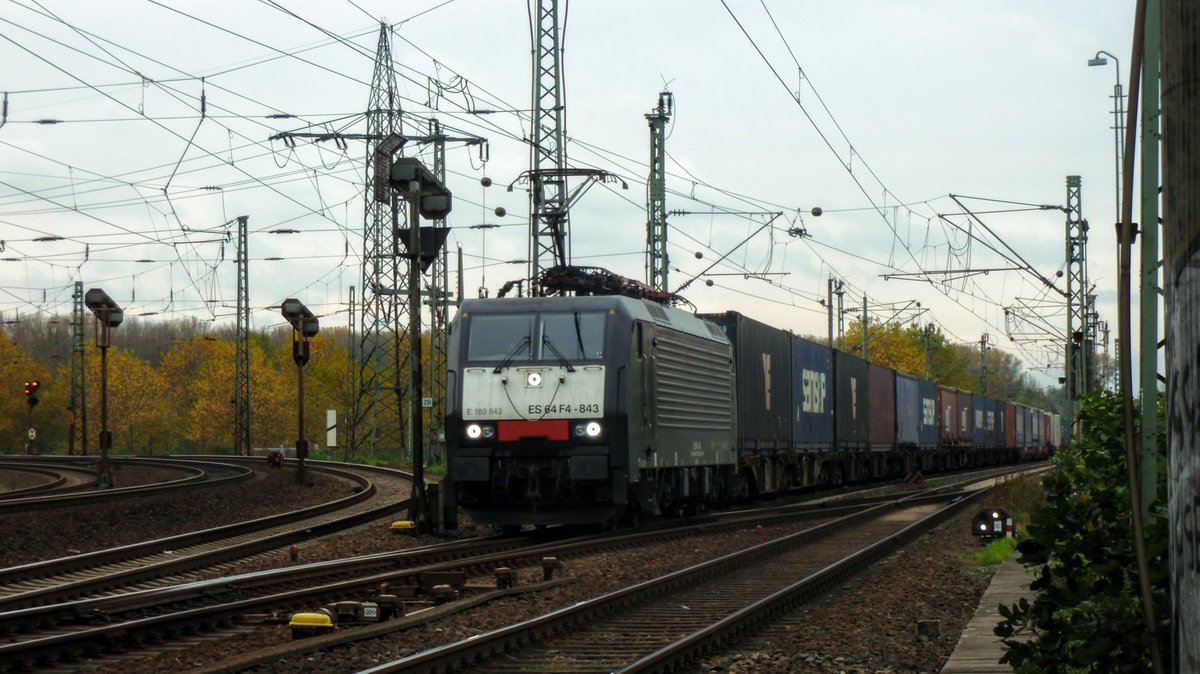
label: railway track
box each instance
[0,459,411,613]
[0,457,247,514]
[0,460,99,500]
[0,465,1029,672]
[359,487,987,673]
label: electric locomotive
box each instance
[443,295,737,529]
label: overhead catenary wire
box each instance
[1,4,1060,384]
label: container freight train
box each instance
[441,295,1058,529]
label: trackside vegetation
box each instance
[995,389,1170,672]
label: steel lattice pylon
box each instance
[233,215,251,456]
[528,0,570,288]
[646,92,672,292]
[354,23,410,460]
[69,281,87,456]
[426,120,450,465]
[1064,175,1089,420]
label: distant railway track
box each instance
[0,456,245,513]
[0,461,99,500]
[0,464,1032,672]
[0,458,411,615]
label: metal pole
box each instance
[97,320,113,489]
[827,277,834,351]
[1139,0,1161,519]
[835,281,845,351]
[1113,79,1124,228]
[924,325,931,379]
[408,200,429,531]
[296,329,308,485]
[861,294,868,362]
[980,333,990,395]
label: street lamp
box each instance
[1088,50,1125,228]
[84,288,123,489]
[281,298,319,486]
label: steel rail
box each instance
[0,466,1027,671]
[0,485,881,667]
[359,486,993,673]
[616,490,986,672]
[0,463,378,609]
[0,463,85,499]
[0,457,241,513]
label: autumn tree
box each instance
[159,337,237,452]
[0,330,42,453]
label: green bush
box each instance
[994,390,1169,672]
[976,537,1018,566]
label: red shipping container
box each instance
[1005,401,1016,448]
[938,386,958,445]
[867,363,896,450]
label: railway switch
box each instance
[430,584,458,604]
[289,611,335,639]
[374,594,401,620]
[494,566,515,589]
[541,556,562,580]
[390,520,417,534]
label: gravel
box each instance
[0,467,353,567]
[10,468,1017,674]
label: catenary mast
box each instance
[645,92,673,293]
[354,23,409,459]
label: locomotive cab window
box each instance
[467,312,605,363]
[539,312,605,360]
[467,315,533,361]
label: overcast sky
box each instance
[0,1,1143,386]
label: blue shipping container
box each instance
[835,351,869,450]
[895,373,921,448]
[792,336,833,451]
[972,394,990,448]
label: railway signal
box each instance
[281,298,319,486]
[85,287,123,489]
[24,380,39,407]
[971,508,1014,541]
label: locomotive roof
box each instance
[457,295,731,345]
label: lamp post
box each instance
[281,298,319,486]
[1087,50,1125,228]
[84,288,122,489]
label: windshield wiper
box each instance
[573,312,585,357]
[493,335,531,373]
[542,335,576,372]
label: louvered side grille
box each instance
[653,335,733,430]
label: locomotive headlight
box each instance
[526,371,542,387]
[571,421,602,438]
[465,423,496,440]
